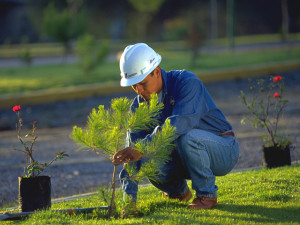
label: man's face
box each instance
[131,67,162,101]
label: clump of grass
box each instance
[1,164,299,224]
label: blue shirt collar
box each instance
[160,68,168,101]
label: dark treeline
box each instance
[0,0,299,44]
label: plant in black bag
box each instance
[240,75,294,168]
[12,105,69,212]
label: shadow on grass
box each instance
[217,203,299,223]
[138,200,299,224]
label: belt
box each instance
[219,131,235,137]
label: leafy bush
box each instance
[241,75,291,148]
[76,34,108,76]
[43,2,87,54]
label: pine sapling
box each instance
[71,93,176,218]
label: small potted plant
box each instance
[240,75,293,168]
[12,105,68,212]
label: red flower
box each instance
[40,165,43,169]
[273,76,282,82]
[12,105,21,112]
[273,92,280,98]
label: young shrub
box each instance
[12,105,68,178]
[43,2,87,56]
[76,34,108,76]
[71,93,176,218]
[240,75,291,148]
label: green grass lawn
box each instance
[0,61,120,95]
[1,33,300,58]
[0,48,300,95]
[1,164,299,224]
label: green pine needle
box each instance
[71,93,176,182]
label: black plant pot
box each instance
[262,145,291,169]
[19,176,51,212]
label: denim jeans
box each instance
[120,129,239,201]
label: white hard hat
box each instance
[119,43,161,87]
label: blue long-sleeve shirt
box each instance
[127,68,232,146]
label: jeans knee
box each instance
[177,129,205,149]
[177,132,188,145]
[176,132,190,153]
[176,131,201,158]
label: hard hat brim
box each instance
[120,72,148,87]
[120,54,161,87]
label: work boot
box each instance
[162,188,193,202]
[187,196,217,210]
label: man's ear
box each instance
[154,66,161,78]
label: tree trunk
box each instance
[227,0,235,50]
[210,0,218,45]
[108,165,117,218]
[281,0,289,42]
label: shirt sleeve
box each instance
[168,76,212,135]
[140,76,213,143]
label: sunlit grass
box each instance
[0,61,120,95]
[1,33,300,58]
[1,164,299,224]
[0,48,300,95]
[160,48,300,71]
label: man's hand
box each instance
[112,146,143,165]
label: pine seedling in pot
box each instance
[71,93,176,218]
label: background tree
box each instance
[209,0,218,45]
[128,0,165,41]
[72,94,176,218]
[183,7,207,66]
[43,1,87,56]
[18,37,33,67]
[76,34,109,76]
[227,0,235,50]
[281,0,289,42]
